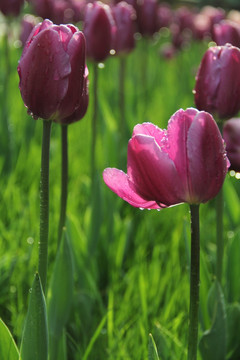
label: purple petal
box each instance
[132,122,167,148]
[127,134,183,206]
[103,168,160,209]
[187,111,228,203]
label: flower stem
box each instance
[57,124,68,248]
[38,120,52,294]
[216,187,223,284]
[188,204,200,360]
[91,62,98,181]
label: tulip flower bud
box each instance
[223,118,240,172]
[103,108,229,209]
[0,0,24,16]
[83,1,115,62]
[213,20,240,47]
[136,0,158,37]
[18,19,86,122]
[112,1,136,55]
[194,44,240,119]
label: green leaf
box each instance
[226,303,240,359]
[226,233,240,302]
[0,318,19,360]
[224,177,240,227]
[148,333,160,360]
[199,281,227,360]
[20,273,48,360]
[48,229,74,357]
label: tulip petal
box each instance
[187,111,228,203]
[167,108,198,192]
[127,134,183,205]
[132,122,167,149]
[57,31,86,121]
[103,168,160,209]
[19,28,71,119]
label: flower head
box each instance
[223,118,240,172]
[194,44,240,119]
[103,108,229,209]
[18,19,86,122]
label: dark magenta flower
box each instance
[29,0,53,20]
[83,1,115,62]
[112,1,136,55]
[194,44,240,119]
[0,0,24,16]
[136,0,158,37]
[103,108,228,209]
[223,118,240,172]
[212,20,240,47]
[60,67,89,124]
[18,19,86,121]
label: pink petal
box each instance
[187,111,228,203]
[127,134,183,206]
[103,168,160,209]
[132,122,167,149]
[167,108,198,192]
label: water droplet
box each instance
[27,237,34,245]
[139,207,144,211]
[29,288,32,293]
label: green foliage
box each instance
[20,273,48,360]
[0,318,19,360]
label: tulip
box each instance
[223,118,240,172]
[112,1,136,55]
[212,20,240,47]
[0,0,24,16]
[194,44,240,119]
[18,19,86,121]
[83,1,115,62]
[103,108,228,209]
[136,0,158,37]
[29,0,53,20]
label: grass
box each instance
[0,21,240,360]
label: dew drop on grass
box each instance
[29,288,32,293]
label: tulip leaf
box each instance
[224,178,240,227]
[148,334,160,360]
[226,232,240,303]
[20,273,48,360]
[0,318,19,360]
[226,303,240,359]
[199,281,226,360]
[48,229,73,356]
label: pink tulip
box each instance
[223,118,240,172]
[83,1,115,62]
[18,19,86,121]
[103,108,228,209]
[194,44,240,119]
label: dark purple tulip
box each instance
[213,20,240,47]
[29,0,53,19]
[136,0,158,37]
[194,44,240,119]
[18,19,86,121]
[60,67,89,124]
[112,1,136,55]
[83,1,115,62]
[20,14,38,47]
[0,0,24,16]
[223,118,240,172]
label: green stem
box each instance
[216,188,223,284]
[119,56,126,141]
[91,62,98,181]
[57,125,68,248]
[38,120,52,294]
[188,204,200,360]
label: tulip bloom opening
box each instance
[103,108,228,209]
